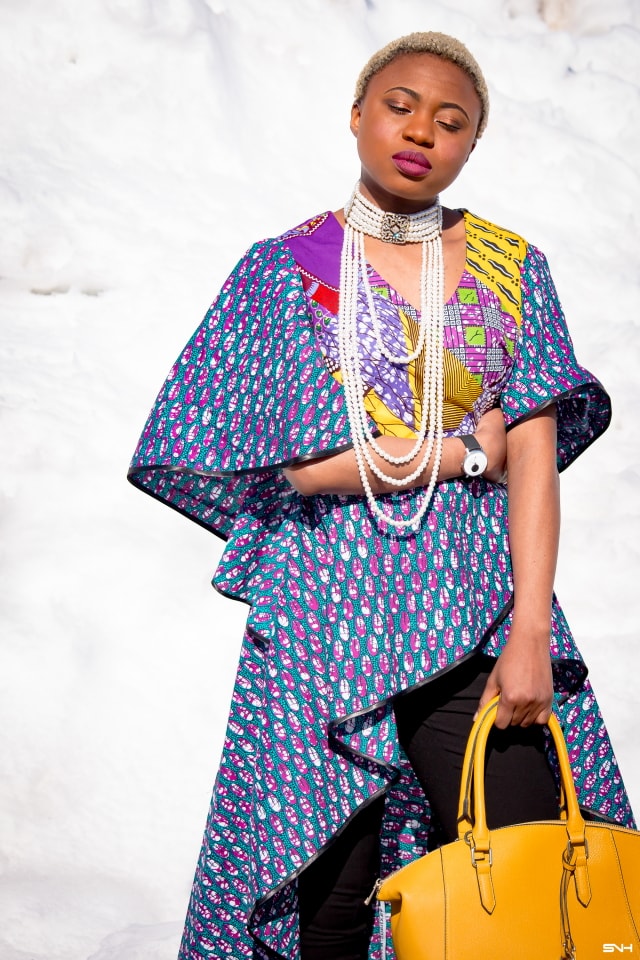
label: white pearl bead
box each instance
[338,184,446,532]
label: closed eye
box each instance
[386,100,412,114]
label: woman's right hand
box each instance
[474,406,507,483]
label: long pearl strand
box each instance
[338,184,445,532]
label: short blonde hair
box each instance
[354,32,489,138]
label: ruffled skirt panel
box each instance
[178,480,634,959]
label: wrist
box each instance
[459,434,488,478]
[508,613,552,647]
[475,430,506,482]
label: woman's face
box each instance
[351,53,482,213]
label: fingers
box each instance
[474,655,554,728]
[492,695,553,729]
[534,704,553,726]
[474,676,499,721]
[475,682,553,728]
[493,698,515,730]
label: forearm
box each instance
[476,405,559,727]
[507,407,560,641]
[283,434,467,496]
[284,406,506,497]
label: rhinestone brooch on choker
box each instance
[381,213,411,244]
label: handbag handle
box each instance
[455,696,592,913]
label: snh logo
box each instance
[603,947,634,954]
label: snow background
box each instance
[1,0,639,957]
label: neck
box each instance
[358,180,439,215]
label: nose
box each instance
[402,110,434,148]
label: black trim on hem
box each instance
[127,471,229,543]
[127,437,363,541]
[127,436,361,483]
[505,381,612,474]
[248,613,590,942]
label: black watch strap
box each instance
[460,434,482,454]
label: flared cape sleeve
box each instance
[127,238,352,540]
[500,243,611,469]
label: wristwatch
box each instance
[460,435,488,478]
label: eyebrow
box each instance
[384,86,471,122]
[384,85,420,99]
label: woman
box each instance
[129,32,634,960]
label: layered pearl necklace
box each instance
[338,184,445,532]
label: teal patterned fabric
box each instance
[129,215,633,960]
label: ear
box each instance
[465,140,477,163]
[350,101,361,138]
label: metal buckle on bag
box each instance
[563,838,589,866]
[470,846,493,867]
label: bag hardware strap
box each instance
[457,698,592,929]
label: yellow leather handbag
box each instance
[377,697,640,960]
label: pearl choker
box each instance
[346,185,442,246]
[338,184,445,532]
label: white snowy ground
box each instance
[1,0,638,957]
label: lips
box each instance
[392,151,432,177]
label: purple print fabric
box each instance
[128,210,632,959]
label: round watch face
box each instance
[463,449,488,477]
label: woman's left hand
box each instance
[475,626,554,729]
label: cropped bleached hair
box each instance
[354,32,489,139]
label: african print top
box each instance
[297,212,519,440]
[129,211,633,960]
